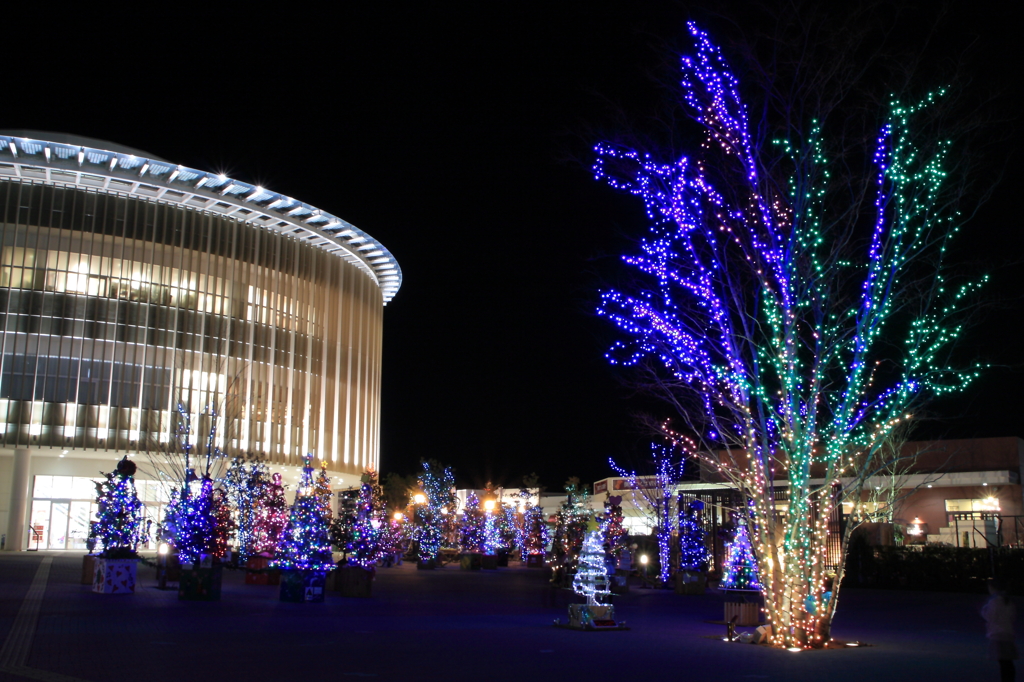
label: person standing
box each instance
[983,578,1018,682]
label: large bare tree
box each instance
[594,19,985,647]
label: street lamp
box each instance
[483,499,496,512]
[413,493,426,505]
[640,554,649,586]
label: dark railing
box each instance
[947,512,1024,549]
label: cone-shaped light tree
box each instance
[595,23,983,646]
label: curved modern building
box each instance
[0,132,401,550]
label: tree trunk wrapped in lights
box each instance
[594,23,983,647]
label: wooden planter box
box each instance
[280,569,328,603]
[82,555,96,585]
[526,554,545,568]
[675,570,707,595]
[93,558,138,594]
[460,553,482,570]
[334,565,373,598]
[568,603,617,629]
[611,569,630,594]
[723,598,760,626]
[179,563,223,601]
[496,551,509,567]
[244,556,281,585]
[481,554,498,570]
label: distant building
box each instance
[589,436,1023,570]
[0,132,401,551]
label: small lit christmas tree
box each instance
[678,498,708,572]
[722,520,761,591]
[413,460,455,565]
[254,472,289,555]
[523,505,548,561]
[573,529,611,606]
[314,461,334,522]
[273,457,335,572]
[163,474,218,565]
[459,492,485,553]
[209,488,234,560]
[347,470,390,569]
[91,456,148,558]
[482,502,501,556]
[224,457,269,562]
[604,496,626,557]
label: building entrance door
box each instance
[28,498,90,550]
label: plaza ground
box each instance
[0,552,1010,682]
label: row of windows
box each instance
[0,355,172,408]
[2,182,337,273]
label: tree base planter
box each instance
[611,569,630,594]
[417,559,437,570]
[723,591,762,626]
[496,551,509,567]
[244,555,281,585]
[334,565,373,597]
[481,554,498,570]
[82,555,96,585]
[460,553,482,570]
[675,570,707,595]
[178,563,223,601]
[555,603,628,631]
[526,554,545,568]
[280,570,328,603]
[92,558,138,594]
[156,553,181,589]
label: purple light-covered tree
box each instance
[609,443,687,585]
[595,23,983,647]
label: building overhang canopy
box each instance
[0,133,402,304]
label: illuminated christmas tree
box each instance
[163,475,217,565]
[314,461,334,522]
[482,503,501,556]
[523,505,548,561]
[459,492,484,553]
[552,477,590,578]
[413,460,455,565]
[573,529,611,606]
[347,470,391,569]
[273,457,335,572]
[722,522,761,591]
[209,488,235,560]
[678,498,708,572]
[255,472,289,555]
[603,496,626,557]
[224,457,270,562]
[91,456,148,558]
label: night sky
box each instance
[5,3,1022,490]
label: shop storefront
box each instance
[29,474,168,550]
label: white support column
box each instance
[5,449,31,551]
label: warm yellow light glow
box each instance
[413,493,426,505]
[393,512,404,521]
[483,499,496,512]
[158,543,169,556]
[640,555,648,565]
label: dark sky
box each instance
[5,3,1022,490]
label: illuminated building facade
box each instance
[0,132,401,550]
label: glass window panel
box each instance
[33,475,53,499]
[50,475,73,499]
[29,501,50,549]
[49,502,69,549]
[71,477,99,500]
[68,501,91,550]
